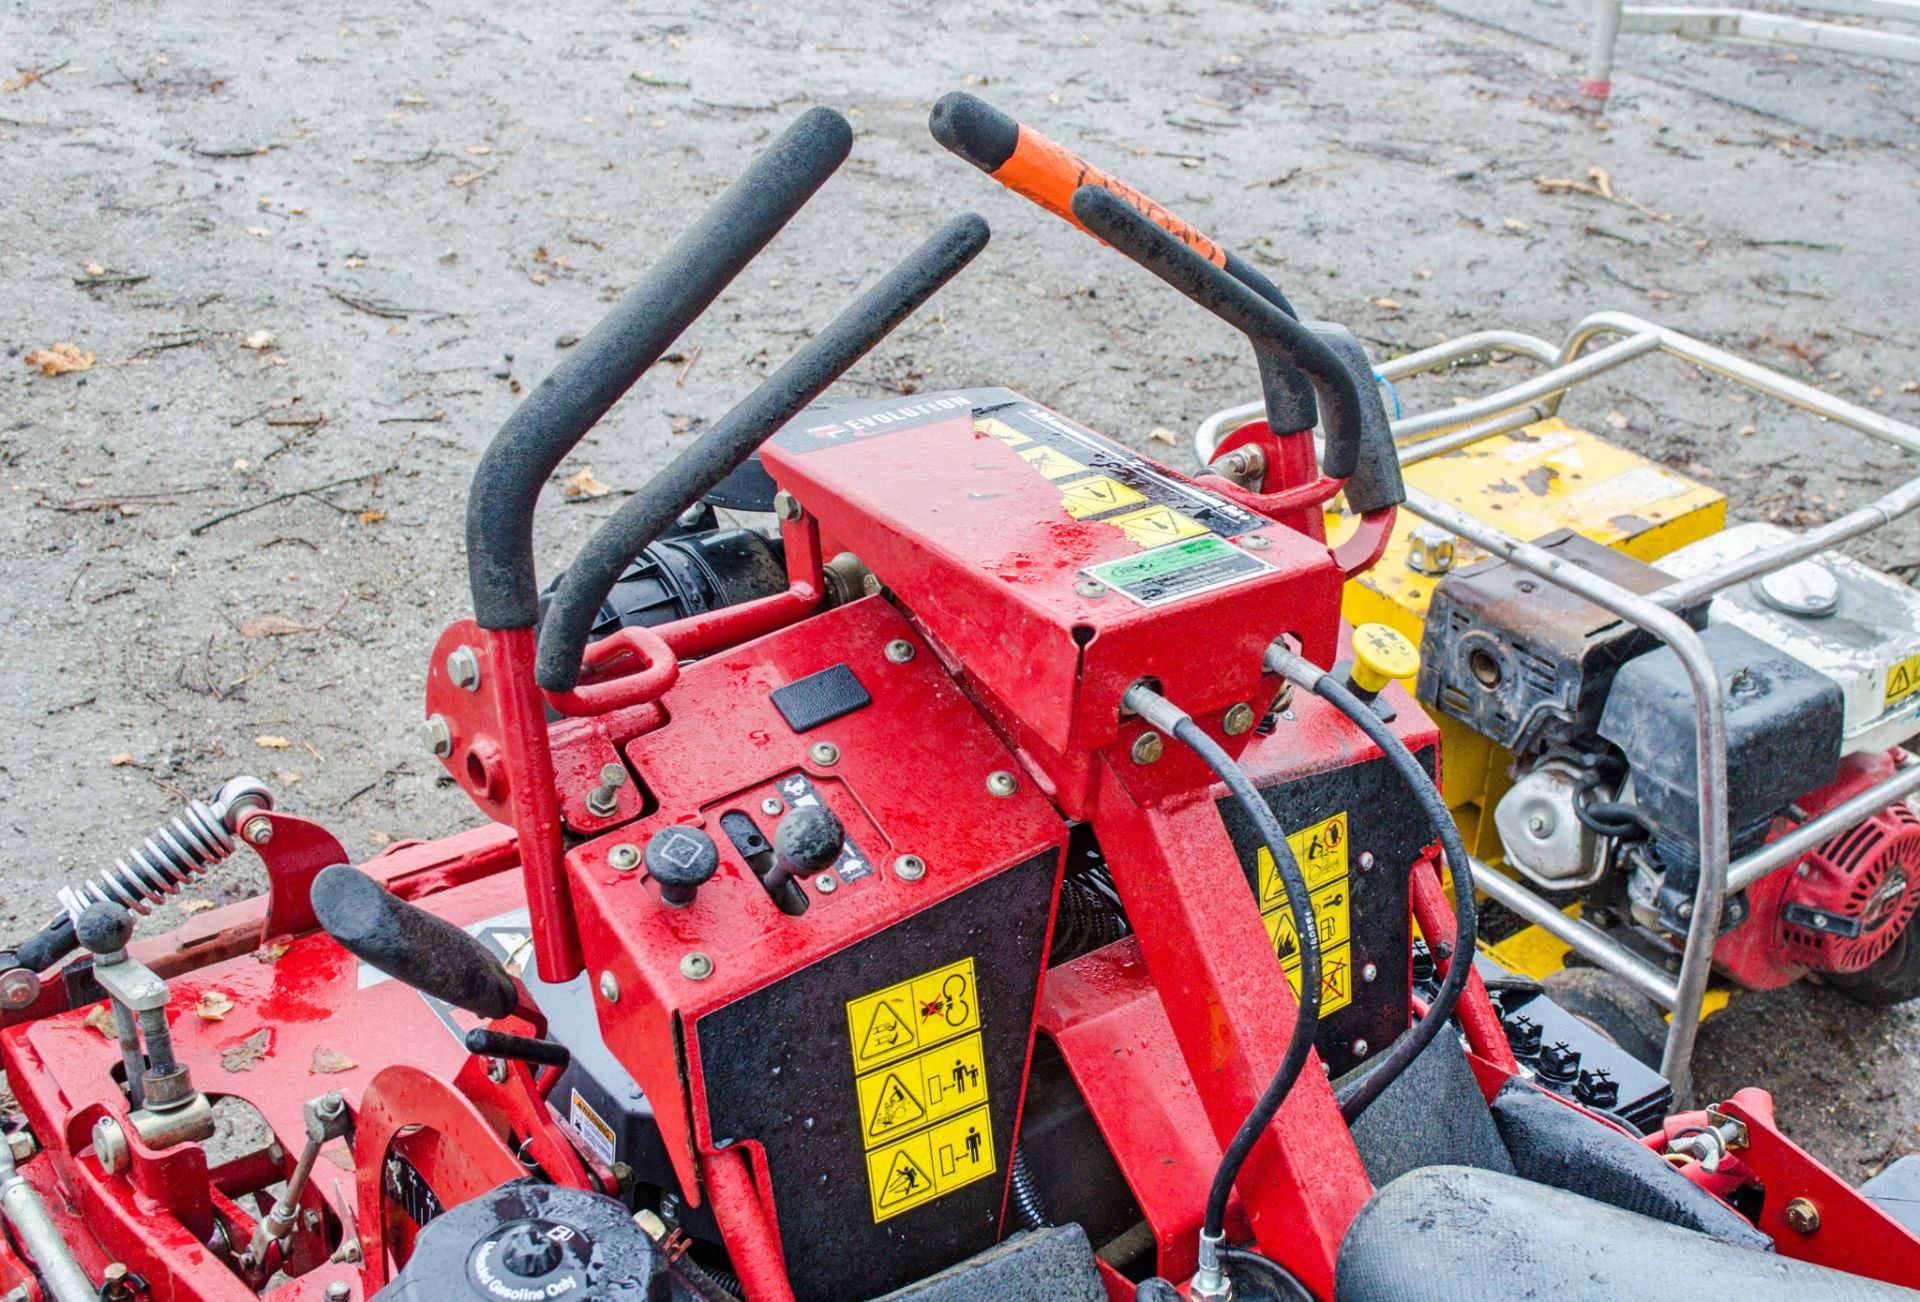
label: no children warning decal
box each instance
[845,958,996,1221]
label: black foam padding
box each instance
[535,211,990,690]
[1343,1033,1513,1188]
[1338,1166,1910,1302]
[929,92,1021,173]
[873,1225,1106,1302]
[1307,322,1404,514]
[770,663,871,734]
[310,865,517,1020]
[1068,185,1367,481]
[1488,1079,1772,1250]
[1862,1153,1920,1236]
[466,107,853,631]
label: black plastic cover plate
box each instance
[771,662,871,733]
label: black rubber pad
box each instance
[770,663,871,733]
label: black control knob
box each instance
[75,902,135,956]
[1536,1040,1581,1086]
[645,825,720,908]
[498,1223,564,1277]
[771,804,844,891]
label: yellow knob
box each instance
[1350,623,1420,695]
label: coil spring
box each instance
[56,776,271,918]
[1009,1145,1051,1230]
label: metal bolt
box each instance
[680,952,714,981]
[418,714,454,758]
[5,1132,33,1165]
[1131,732,1164,765]
[1358,851,1375,873]
[773,490,803,522]
[1241,534,1271,550]
[303,1207,323,1232]
[1222,703,1256,736]
[894,855,927,882]
[608,843,641,872]
[861,573,883,597]
[586,763,628,818]
[761,796,784,816]
[815,872,838,895]
[986,770,1019,798]
[1527,813,1552,838]
[0,969,40,1012]
[809,740,841,767]
[599,971,621,1003]
[1678,901,1694,920]
[446,645,482,692]
[676,503,708,530]
[1351,1038,1370,1058]
[884,639,916,664]
[1784,1197,1820,1234]
[1406,525,1458,576]
[488,1058,508,1084]
[93,1115,130,1175]
[244,814,274,846]
[1361,962,1378,984]
[103,1265,129,1286]
[327,1281,353,1302]
[1075,580,1108,599]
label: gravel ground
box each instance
[2,0,1917,1179]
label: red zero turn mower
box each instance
[1,98,1917,1302]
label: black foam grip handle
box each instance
[466,106,854,630]
[310,865,518,1019]
[928,91,1021,172]
[1308,322,1405,513]
[1070,185,1371,481]
[535,211,992,691]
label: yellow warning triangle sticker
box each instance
[877,1149,934,1209]
[867,1072,927,1137]
[859,1002,912,1062]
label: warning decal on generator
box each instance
[846,958,997,1221]
[1886,651,1920,707]
[1256,812,1356,1018]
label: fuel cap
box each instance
[1753,561,1839,618]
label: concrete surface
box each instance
[2,0,1917,1182]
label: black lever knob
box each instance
[769,804,844,892]
[644,826,720,908]
[310,865,518,1019]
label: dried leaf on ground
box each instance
[242,329,275,350]
[221,1028,273,1072]
[1374,297,1403,311]
[310,1045,357,1074]
[255,735,293,749]
[240,614,311,638]
[359,509,387,525]
[83,1005,117,1037]
[23,343,95,376]
[1148,426,1177,446]
[254,941,292,964]
[109,753,135,767]
[195,991,234,1021]
[562,466,611,500]
[180,899,215,916]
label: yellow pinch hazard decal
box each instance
[847,958,996,1222]
[1887,651,1920,707]
[1059,475,1146,519]
[1255,811,1356,1018]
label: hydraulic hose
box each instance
[1118,685,1322,1259]
[1264,642,1477,1124]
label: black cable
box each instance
[1304,672,1478,1125]
[1573,771,1655,842]
[1218,1247,1317,1302]
[1162,715,1322,1241]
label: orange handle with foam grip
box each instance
[929,92,1299,319]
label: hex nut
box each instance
[0,969,40,1012]
[446,646,482,692]
[244,815,274,846]
[418,714,454,759]
[1131,732,1164,765]
[1406,525,1458,577]
[773,491,803,522]
[1222,703,1257,736]
[1784,1197,1820,1234]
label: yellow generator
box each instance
[1199,314,1920,1089]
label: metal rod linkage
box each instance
[1729,758,1920,896]
[1472,857,1679,1007]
